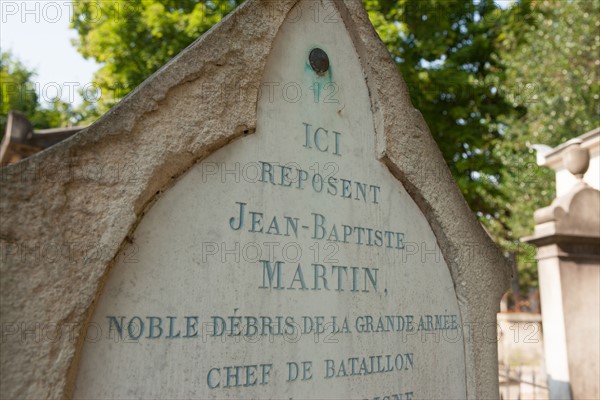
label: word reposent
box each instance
[257,161,381,204]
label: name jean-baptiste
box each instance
[229,201,406,249]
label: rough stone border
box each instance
[0,1,511,398]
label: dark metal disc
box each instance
[309,48,329,74]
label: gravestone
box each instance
[0,1,511,399]
[525,139,600,400]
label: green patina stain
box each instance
[304,47,333,102]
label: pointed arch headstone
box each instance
[0,1,511,399]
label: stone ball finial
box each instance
[564,139,590,180]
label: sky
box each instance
[1,1,99,106]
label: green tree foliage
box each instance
[493,0,599,290]
[364,1,523,236]
[502,0,599,146]
[365,0,598,293]
[0,52,72,139]
[70,0,243,114]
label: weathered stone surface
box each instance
[0,1,511,399]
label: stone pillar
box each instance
[525,140,600,400]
